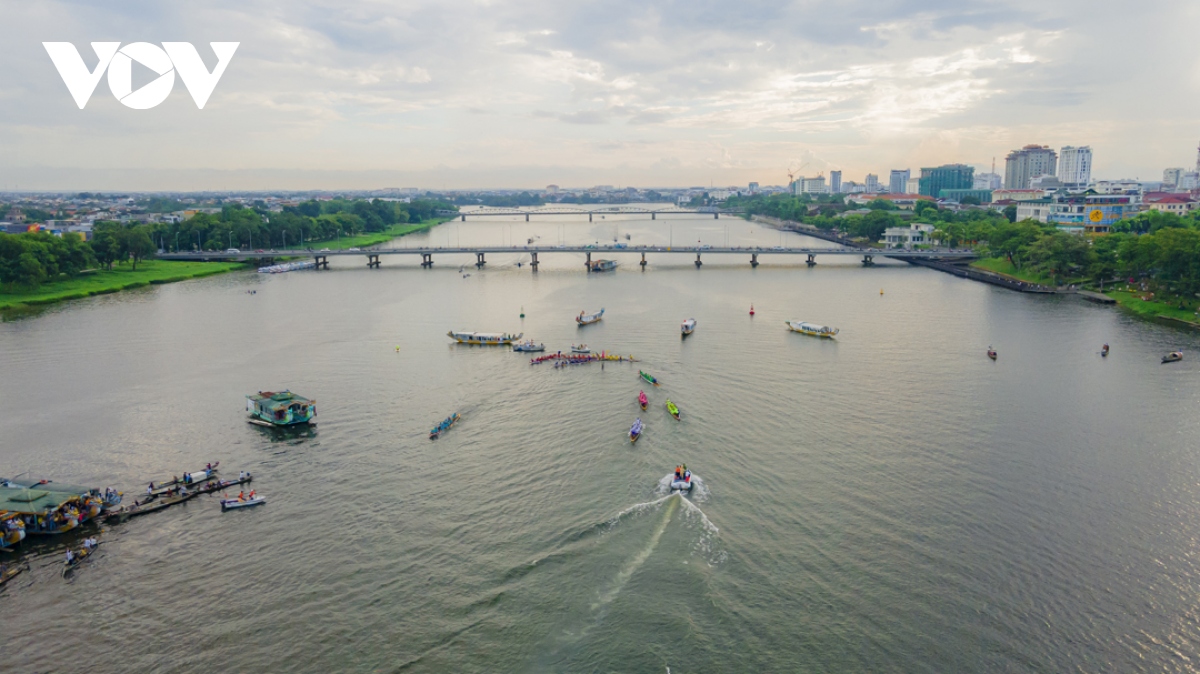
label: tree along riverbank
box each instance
[0,218,451,314]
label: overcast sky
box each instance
[2,0,1198,191]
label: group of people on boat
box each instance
[673,465,692,485]
[65,536,99,565]
[233,490,257,502]
[430,414,458,437]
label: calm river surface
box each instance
[3,210,1200,672]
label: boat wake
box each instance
[592,495,678,610]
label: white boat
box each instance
[785,321,838,338]
[681,318,696,336]
[670,471,694,492]
[221,496,266,510]
[571,344,591,354]
[448,331,523,345]
[512,340,545,352]
[577,308,604,326]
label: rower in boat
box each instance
[639,370,660,386]
[629,418,643,443]
[638,390,648,410]
[666,399,680,420]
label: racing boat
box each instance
[638,390,648,410]
[221,494,265,510]
[448,331,522,345]
[512,340,545,352]
[629,418,643,443]
[681,318,696,336]
[430,413,460,440]
[786,321,838,338]
[666,399,680,420]
[1163,351,1183,363]
[670,466,693,493]
[576,308,604,326]
[639,370,660,386]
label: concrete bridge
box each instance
[444,206,745,221]
[157,245,977,271]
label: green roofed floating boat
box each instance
[640,370,660,387]
[246,391,316,427]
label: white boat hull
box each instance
[221,497,266,509]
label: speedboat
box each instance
[639,370,660,387]
[670,468,693,492]
[629,418,643,443]
[571,344,591,354]
[681,318,696,336]
[785,321,838,338]
[666,399,680,420]
[1163,351,1183,363]
[221,495,265,510]
[512,340,545,352]
[638,390,648,410]
[577,308,604,326]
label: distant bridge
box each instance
[157,245,977,270]
[443,206,745,221]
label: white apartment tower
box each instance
[1004,144,1058,189]
[1058,146,1092,189]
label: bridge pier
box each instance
[862,255,875,267]
[585,251,592,272]
[530,252,538,270]
[367,254,381,268]
[806,254,816,267]
[421,253,433,268]
[695,253,702,268]
[651,213,656,220]
[525,213,529,221]
[461,214,466,222]
[314,255,328,270]
[714,213,719,219]
[589,213,593,222]
[751,253,759,268]
[640,252,647,268]
[476,252,486,268]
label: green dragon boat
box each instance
[639,370,660,387]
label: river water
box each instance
[2,210,1200,672]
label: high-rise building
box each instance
[799,176,827,194]
[974,172,1002,190]
[1163,168,1184,189]
[829,170,842,194]
[888,169,910,194]
[865,174,880,193]
[1195,140,1200,173]
[905,177,920,194]
[1058,146,1092,189]
[748,182,759,194]
[1005,145,1057,189]
[918,164,975,197]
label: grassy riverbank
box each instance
[1104,290,1200,327]
[0,260,246,311]
[969,257,1053,285]
[307,219,447,251]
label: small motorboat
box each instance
[512,340,545,352]
[638,390,648,410]
[670,466,693,492]
[1162,351,1183,363]
[666,399,680,420]
[987,346,997,360]
[221,494,265,510]
[430,413,460,440]
[577,308,604,326]
[681,318,696,336]
[786,321,838,338]
[571,344,591,354]
[639,370,660,387]
[1101,343,1109,357]
[629,418,643,443]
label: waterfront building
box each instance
[973,172,1002,190]
[1058,146,1092,189]
[1016,194,1133,233]
[888,169,910,194]
[918,164,974,197]
[881,222,936,249]
[829,171,842,194]
[865,174,881,193]
[1004,144,1057,189]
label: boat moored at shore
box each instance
[785,321,838,338]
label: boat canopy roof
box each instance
[2,478,97,496]
[247,391,313,409]
[0,486,82,514]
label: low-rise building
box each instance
[847,193,935,210]
[938,188,993,203]
[1017,194,1134,233]
[881,222,936,249]
[992,189,1045,202]
[1145,193,1198,214]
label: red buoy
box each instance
[749,304,755,316]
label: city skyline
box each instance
[2,1,1199,191]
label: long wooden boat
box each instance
[0,562,26,586]
[629,418,643,443]
[785,321,838,338]
[639,370,660,387]
[638,391,648,410]
[63,541,100,576]
[195,476,252,495]
[448,331,522,345]
[430,413,460,440]
[576,308,604,326]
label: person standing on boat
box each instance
[65,549,75,564]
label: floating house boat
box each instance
[447,331,523,345]
[0,486,85,536]
[785,321,839,338]
[246,391,316,427]
[589,259,617,272]
[577,309,605,326]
